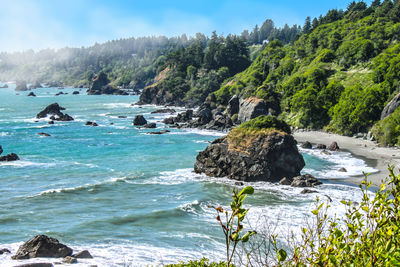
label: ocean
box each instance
[0,85,378,266]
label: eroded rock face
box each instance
[87,72,127,95]
[381,92,400,119]
[11,235,73,259]
[328,141,340,151]
[36,103,73,121]
[227,95,240,117]
[238,98,270,123]
[194,131,305,182]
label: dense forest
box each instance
[0,19,300,89]
[209,0,400,146]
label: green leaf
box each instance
[238,186,254,197]
[241,231,256,242]
[277,249,287,262]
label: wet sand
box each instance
[294,131,400,187]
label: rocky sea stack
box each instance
[87,71,127,95]
[194,116,305,182]
[36,103,74,121]
[15,80,28,91]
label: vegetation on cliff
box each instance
[211,0,400,143]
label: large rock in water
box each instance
[36,103,73,121]
[0,153,19,161]
[194,121,305,181]
[133,115,147,126]
[87,71,127,95]
[238,97,270,123]
[11,235,73,259]
[381,92,400,119]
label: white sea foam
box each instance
[171,128,227,137]
[299,147,379,179]
[0,160,57,168]
[0,132,9,136]
[103,103,132,108]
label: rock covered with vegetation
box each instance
[194,116,305,181]
[87,71,127,95]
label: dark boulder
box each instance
[15,80,28,91]
[62,256,77,264]
[151,108,176,114]
[72,91,79,95]
[133,115,147,126]
[87,72,127,95]
[338,167,347,172]
[328,141,340,151]
[163,117,175,124]
[147,130,170,135]
[118,116,127,118]
[175,110,193,123]
[143,123,156,128]
[55,92,64,96]
[36,103,73,121]
[301,141,312,149]
[48,121,54,125]
[194,130,305,182]
[28,92,36,97]
[316,144,326,149]
[85,121,93,126]
[301,189,318,194]
[381,92,400,119]
[0,145,2,155]
[72,250,93,259]
[92,122,98,127]
[288,174,322,187]
[0,153,19,161]
[11,235,73,259]
[0,248,10,254]
[38,133,51,137]
[196,107,212,124]
[0,84,8,88]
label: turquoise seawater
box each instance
[0,85,377,266]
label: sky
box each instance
[0,0,372,53]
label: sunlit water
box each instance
[0,85,378,266]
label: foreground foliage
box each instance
[166,258,230,267]
[278,167,400,266]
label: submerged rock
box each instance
[72,250,93,259]
[194,117,305,182]
[143,123,156,128]
[0,248,11,254]
[147,130,170,135]
[28,92,36,97]
[338,167,347,172]
[72,91,79,95]
[316,144,326,149]
[133,115,147,126]
[11,235,73,259]
[0,153,19,161]
[287,174,322,188]
[38,132,51,137]
[62,256,77,264]
[151,108,176,114]
[0,145,3,155]
[301,189,318,194]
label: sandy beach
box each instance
[294,131,400,187]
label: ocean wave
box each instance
[299,147,379,179]
[0,132,10,136]
[170,128,226,137]
[103,103,132,108]
[0,160,57,168]
[27,176,129,198]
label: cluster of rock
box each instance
[87,72,128,95]
[300,140,340,152]
[0,84,9,88]
[29,81,43,90]
[158,95,279,132]
[44,81,64,88]
[8,235,93,266]
[36,103,74,122]
[279,174,322,188]
[194,130,305,182]
[0,145,20,162]
[85,121,98,127]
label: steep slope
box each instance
[211,1,400,144]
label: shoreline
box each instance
[293,130,400,187]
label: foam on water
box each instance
[300,147,379,178]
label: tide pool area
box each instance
[0,85,377,266]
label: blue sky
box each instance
[0,0,372,52]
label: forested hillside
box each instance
[211,0,400,145]
[0,19,301,89]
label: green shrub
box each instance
[372,107,400,146]
[165,258,229,267]
[238,115,291,134]
[278,167,400,266]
